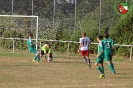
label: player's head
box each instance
[47,44,50,48]
[82,32,86,37]
[104,33,109,38]
[97,34,103,41]
[29,33,33,38]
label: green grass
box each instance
[0,52,31,57]
[0,53,133,88]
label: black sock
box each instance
[87,59,90,63]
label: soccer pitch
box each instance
[0,53,133,88]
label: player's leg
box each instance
[99,54,105,75]
[98,58,105,78]
[46,50,49,62]
[106,55,115,74]
[36,51,40,63]
[40,50,47,60]
[49,53,53,62]
[85,50,90,62]
[100,63,104,75]
[30,49,38,62]
[95,59,103,74]
[80,50,87,62]
[31,48,40,63]
[95,57,105,78]
[85,50,91,69]
[40,50,44,58]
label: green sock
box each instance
[112,63,115,72]
[37,55,40,62]
[100,66,104,74]
[34,55,38,60]
[108,64,115,73]
[97,66,103,74]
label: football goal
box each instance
[0,15,39,49]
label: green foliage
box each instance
[0,30,26,50]
[116,47,130,57]
[111,13,133,57]
[0,0,133,58]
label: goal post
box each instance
[0,15,39,50]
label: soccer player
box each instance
[102,33,115,74]
[27,33,40,63]
[40,44,53,62]
[79,32,91,69]
[95,35,105,78]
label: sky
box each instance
[66,0,74,3]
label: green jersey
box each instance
[27,38,34,50]
[41,44,52,53]
[102,38,114,55]
[98,41,103,54]
[96,41,104,64]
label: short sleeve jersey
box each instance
[79,37,91,51]
[41,44,52,53]
[102,38,114,55]
[27,38,34,50]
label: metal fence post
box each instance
[12,38,14,53]
[53,42,56,56]
[40,40,41,52]
[130,46,132,62]
[67,41,70,57]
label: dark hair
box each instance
[29,33,33,37]
[82,32,86,36]
[47,44,50,48]
[104,33,109,38]
[97,35,103,40]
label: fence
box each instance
[0,37,133,62]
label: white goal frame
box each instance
[0,15,39,50]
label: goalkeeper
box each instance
[40,44,53,62]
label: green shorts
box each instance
[30,48,37,54]
[104,54,112,61]
[96,54,104,64]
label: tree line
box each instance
[0,0,132,57]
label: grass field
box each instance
[0,52,133,88]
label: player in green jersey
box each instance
[40,44,53,62]
[102,33,115,74]
[27,33,40,63]
[95,35,105,78]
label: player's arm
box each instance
[79,43,82,50]
[88,38,91,44]
[47,48,52,57]
[111,40,115,55]
[29,40,37,47]
[29,40,34,46]
[41,45,47,56]
[97,41,104,57]
[31,42,38,47]
[78,43,82,52]
[112,46,114,55]
[78,38,82,52]
[96,50,103,58]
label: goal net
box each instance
[0,15,39,51]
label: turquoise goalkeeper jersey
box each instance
[102,38,114,55]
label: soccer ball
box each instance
[47,57,52,62]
